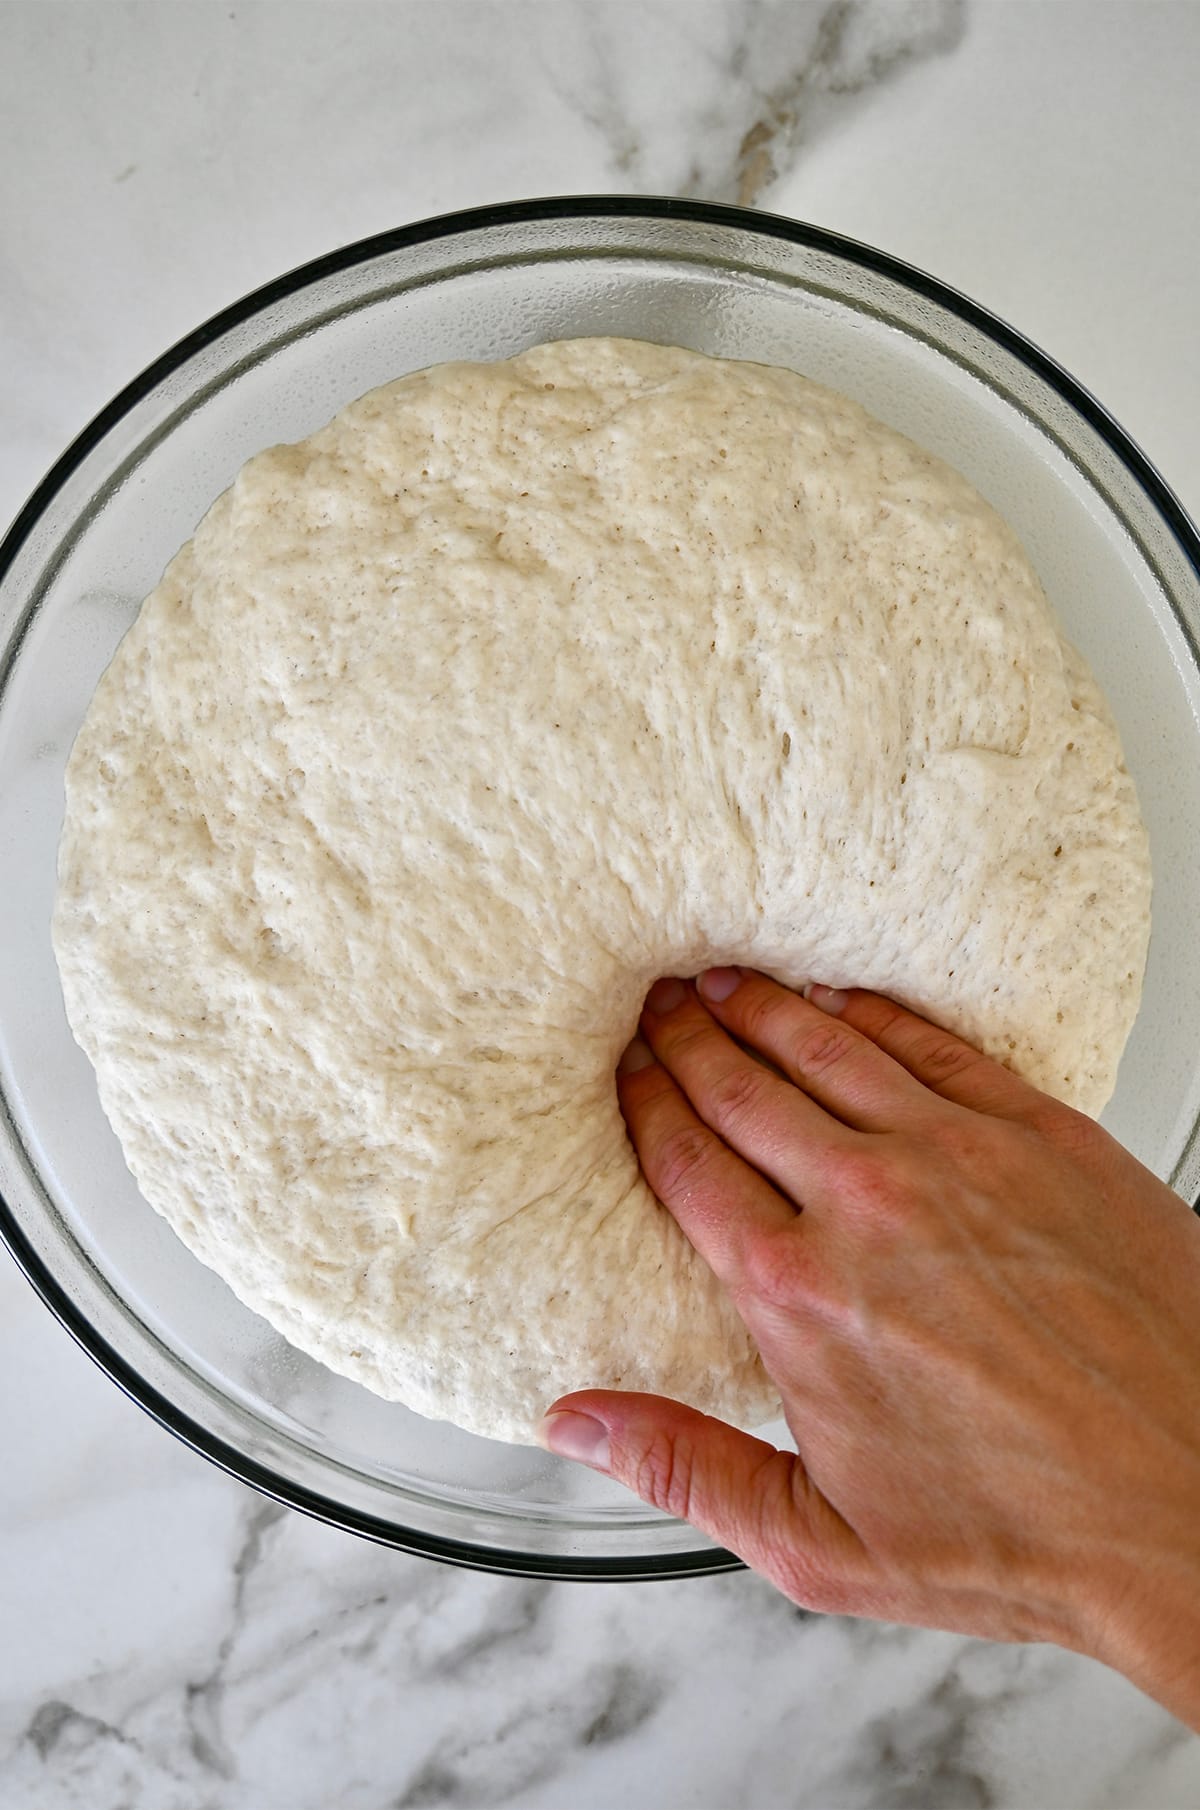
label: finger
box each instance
[639,978,859,1200]
[617,1032,797,1292]
[540,1389,866,1614]
[805,984,1042,1120]
[677,969,933,1135]
[541,1393,1050,1644]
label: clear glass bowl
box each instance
[2,199,1199,1579]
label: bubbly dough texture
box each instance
[55,337,1151,1442]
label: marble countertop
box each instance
[3,4,1200,1805]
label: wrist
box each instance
[1074,1532,1200,1730]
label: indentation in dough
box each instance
[53,338,1151,1443]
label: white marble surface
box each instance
[3,3,1200,1804]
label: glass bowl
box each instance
[2,199,1199,1579]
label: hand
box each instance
[541,970,1200,1728]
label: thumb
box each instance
[539,1389,853,1609]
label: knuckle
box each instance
[631,1426,698,1522]
[660,1019,713,1063]
[651,1122,720,1201]
[866,1000,909,1041]
[829,1145,893,1207]
[706,1061,771,1132]
[831,1143,928,1232]
[1031,1097,1101,1159]
[741,1227,820,1311]
[914,1030,979,1085]
[922,1106,998,1163]
[790,1018,858,1081]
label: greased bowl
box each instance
[2,199,1199,1577]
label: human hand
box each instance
[541,970,1200,1728]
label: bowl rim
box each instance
[3,193,1198,1579]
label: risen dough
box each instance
[54,337,1151,1443]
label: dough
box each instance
[54,337,1151,1443]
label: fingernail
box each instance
[806,982,850,1014]
[617,1035,656,1075]
[539,1411,611,1470]
[645,976,687,1016]
[697,966,742,1003]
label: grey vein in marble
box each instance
[539,0,964,206]
[184,1500,289,1779]
[711,0,966,206]
[835,1668,997,1809]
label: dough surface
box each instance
[54,337,1151,1443]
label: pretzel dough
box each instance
[54,338,1151,1441]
